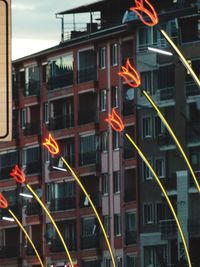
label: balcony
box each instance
[160,219,177,239]
[1,203,19,218]
[124,188,136,202]
[82,260,101,267]
[24,81,40,96]
[48,114,74,131]
[79,151,99,166]
[78,66,97,83]
[50,197,76,211]
[25,161,41,175]
[188,217,200,236]
[78,108,98,125]
[26,242,42,256]
[80,192,101,208]
[23,122,40,136]
[50,238,76,252]
[123,102,135,116]
[26,202,42,216]
[81,234,99,249]
[0,246,20,258]
[156,87,175,102]
[0,166,14,180]
[125,230,137,245]
[185,81,199,97]
[50,156,75,170]
[48,72,73,90]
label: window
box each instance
[104,258,111,267]
[144,246,167,267]
[142,117,152,138]
[126,255,135,267]
[25,65,40,96]
[102,173,109,195]
[143,160,153,180]
[100,89,107,111]
[103,215,110,236]
[26,147,39,163]
[141,72,152,93]
[125,212,136,232]
[44,103,49,123]
[111,43,118,66]
[137,27,151,52]
[80,135,97,165]
[114,214,121,236]
[0,151,18,168]
[155,158,165,178]
[111,86,118,108]
[116,257,122,267]
[113,171,120,193]
[156,203,165,224]
[99,47,106,69]
[82,217,96,236]
[154,116,165,137]
[21,108,27,128]
[144,203,153,224]
[113,131,119,150]
[101,131,108,152]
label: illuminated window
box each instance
[100,89,107,111]
[114,214,121,236]
[99,47,106,69]
[144,203,153,224]
[111,43,118,66]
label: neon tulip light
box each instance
[105,109,192,267]
[0,193,44,267]
[10,165,74,267]
[43,134,116,267]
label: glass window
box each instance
[26,147,39,163]
[113,131,119,149]
[0,151,18,167]
[144,203,153,224]
[44,103,49,123]
[143,160,153,180]
[155,158,165,178]
[116,257,122,267]
[126,255,135,267]
[21,108,27,128]
[82,217,96,236]
[80,135,96,165]
[154,116,165,137]
[113,171,120,193]
[125,212,136,231]
[111,43,118,66]
[142,117,152,138]
[102,173,109,195]
[103,215,110,236]
[114,214,121,236]
[25,65,40,95]
[101,131,108,152]
[111,86,119,108]
[100,89,107,111]
[99,47,106,69]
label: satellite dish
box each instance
[35,188,42,198]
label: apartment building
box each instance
[136,0,200,266]
[0,0,138,266]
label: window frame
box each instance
[144,203,154,224]
[113,171,120,194]
[142,116,152,139]
[111,43,118,66]
[114,214,121,236]
[100,89,107,111]
[99,47,106,69]
[102,173,109,195]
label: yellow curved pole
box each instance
[125,133,192,267]
[142,89,200,192]
[8,209,44,267]
[61,157,116,267]
[26,184,74,267]
[160,29,200,88]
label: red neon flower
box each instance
[10,165,26,184]
[43,134,60,155]
[118,58,141,88]
[0,193,8,209]
[130,0,158,27]
[105,108,124,132]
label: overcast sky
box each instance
[12,0,95,60]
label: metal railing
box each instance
[78,108,98,125]
[50,238,76,252]
[48,114,74,130]
[77,65,97,83]
[156,87,175,101]
[25,161,41,175]
[50,197,76,211]
[80,234,100,249]
[185,81,200,97]
[26,242,42,256]
[48,72,73,90]
[80,192,101,208]
[79,151,99,166]
[24,81,40,96]
[50,155,75,169]
[26,202,42,216]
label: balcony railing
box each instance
[26,202,42,216]
[125,230,137,245]
[50,155,75,170]
[82,260,101,267]
[81,234,99,249]
[80,192,101,208]
[23,122,40,136]
[0,203,19,218]
[78,66,97,83]
[124,188,136,202]
[78,108,98,125]
[156,87,175,101]
[185,81,199,97]
[0,246,20,258]
[48,114,74,130]
[24,80,40,96]
[0,166,15,180]
[160,219,177,239]
[79,151,99,166]
[50,238,76,252]
[50,197,76,211]
[26,242,42,256]
[48,72,73,90]
[25,161,41,175]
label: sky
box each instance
[12,0,95,60]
